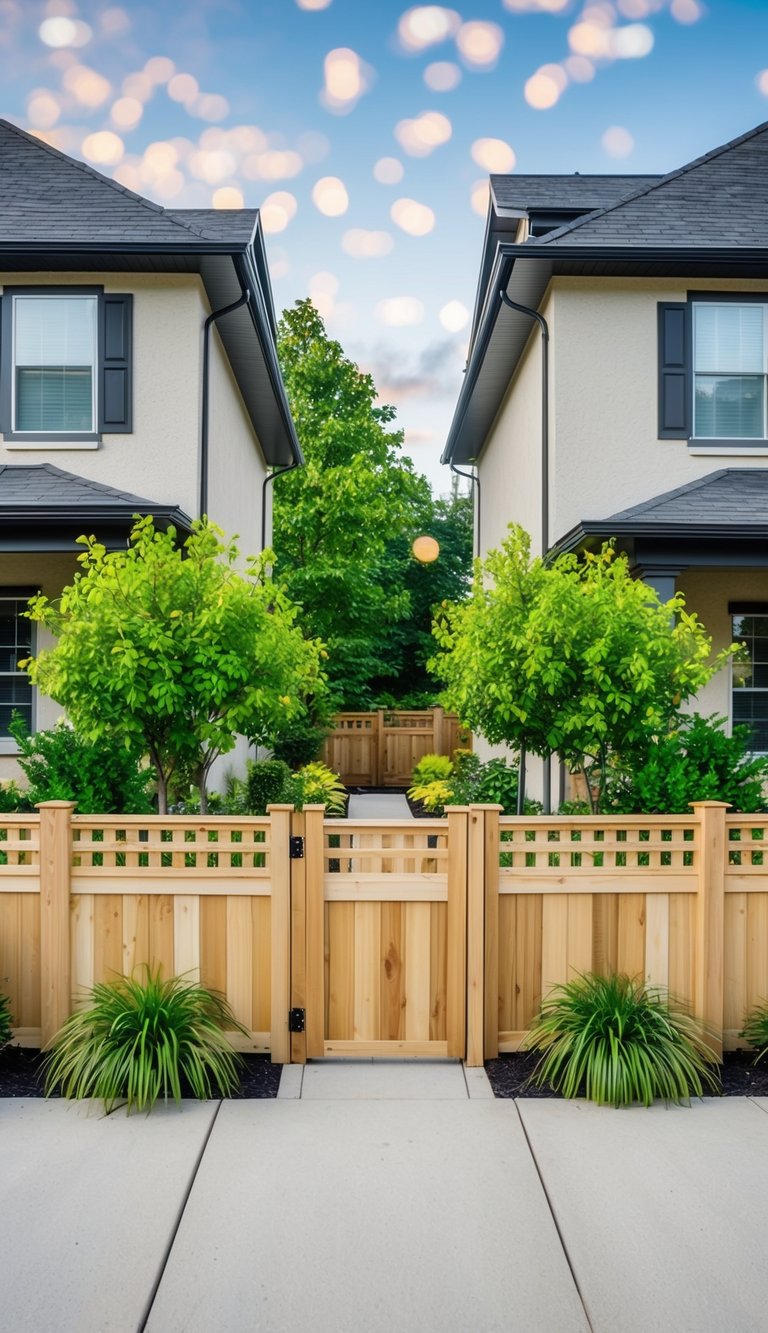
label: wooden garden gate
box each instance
[288,806,468,1060]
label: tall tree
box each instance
[274,299,429,708]
[24,518,325,812]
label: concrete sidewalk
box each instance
[4,1068,768,1332]
[347,791,413,819]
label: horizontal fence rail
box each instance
[2,800,768,1065]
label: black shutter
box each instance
[658,301,691,439]
[99,294,132,432]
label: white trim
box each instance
[11,292,98,436]
[2,439,100,451]
[688,446,768,456]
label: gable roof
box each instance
[0,463,191,552]
[0,119,251,249]
[604,468,768,528]
[540,121,768,248]
[491,173,658,216]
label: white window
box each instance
[0,593,33,746]
[732,612,768,752]
[12,294,97,435]
[693,302,766,440]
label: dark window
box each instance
[693,304,766,440]
[0,594,33,741]
[732,612,768,752]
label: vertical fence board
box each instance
[541,895,568,993]
[327,902,355,1040]
[404,902,430,1042]
[200,896,227,996]
[644,895,670,991]
[226,897,253,1031]
[20,894,41,1029]
[93,895,122,985]
[353,902,381,1040]
[70,894,94,1007]
[430,902,448,1041]
[173,896,200,983]
[724,893,747,1044]
[149,895,175,977]
[567,896,593,979]
[380,902,405,1041]
[122,895,149,978]
[251,897,271,1035]
[617,895,646,979]
[446,808,467,1058]
[747,894,768,1018]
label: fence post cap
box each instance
[444,804,470,813]
[302,803,327,811]
[35,800,77,810]
[467,803,503,812]
[266,803,295,812]
[689,801,732,810]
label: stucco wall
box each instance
[677,567,768,726]
[206,321,267,556]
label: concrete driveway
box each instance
[3,1067,768,1332]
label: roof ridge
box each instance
[0,118,204,242]
[536,119,768,245]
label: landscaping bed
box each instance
[0,1045,282,1099]
[485,1050,768,1099]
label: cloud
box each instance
[364,336,466,403]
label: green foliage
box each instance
[0,993,12,1051]
[246,759,293,815]
[44,969,246,1112]
[0,779,32,813]
[432,526,728,812]
[526,972,720,1107]
[408,777,455,814]
[411,753,454,786]
[9,714,152,814]
[23,517,325,813]
[740,1003,768,1062]
[608,714,768,814]
[268,709,331,769]
[291,761,347,815]
[274,300,466,708]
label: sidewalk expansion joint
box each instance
[514,1102,595,1333]
[137,1100,222,1333]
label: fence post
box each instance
[303,804,327,1059]
[691,801,729,1059]
[466,805,502,1067]
[484,805,502,1062]
[445,806,468,1058]
[268,805,293,1065]
[432,706,444,755]
[38,800,75,1047]
[376,709,385,785]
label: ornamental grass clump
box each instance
[526,972,720,1107]
[44,969,246,1112]
[740,1003,768,1062]
[0,993,12,1051]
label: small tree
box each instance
[431,526,729,812]
[23,517,326,813]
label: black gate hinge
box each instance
[289,836,304,859]
[288,1008,305,1033]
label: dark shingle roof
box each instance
[0,463,181,513]
[541,122,768,248]
[604,469,768,527]
[491,174,659,214]
[0,119,250,247]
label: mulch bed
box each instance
[0,1045,281,1099]
[485,1049,768,1099]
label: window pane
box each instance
[15,296,96,367]
[733,691,768,752]
[694,304,764,373]
[694,375,764,438]
[16,367,93,432]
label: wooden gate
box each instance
[321,708,470,788]
[290,806,467,1058]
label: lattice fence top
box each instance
[498,816,699,875]
[0,817,39,868]
[70,816,272,875]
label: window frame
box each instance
[0,586,37,755]
[688,291,768,450]
[0,285,102,444]
[730,601,768,756]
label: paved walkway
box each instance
[3,1066,768,1331]
[347,791,413,819]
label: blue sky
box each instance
[3,0,768,489]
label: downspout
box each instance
[449,462,481,559]
[261,461,299,553]
[200,285,250,519]
[499,289,551,814]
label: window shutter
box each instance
[658,301,691,439]
[99,294,132,432]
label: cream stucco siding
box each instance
[476,289,554,561]
[677,568,768,727]
[206,321,268,556]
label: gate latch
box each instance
[289,836,304,859]
[288,1008,305,1033]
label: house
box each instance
[0,118,301,784]
[442,121,768,803]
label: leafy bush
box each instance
[9,714,153,814]
[44,969,246,1112]
[291,761,347,815]
[411,753,454,786]
[407,778,455,814]
[526,972,720,1107]
[267,710,331,770]
[245,759,293,815]
[0,993,12,1051]
[0,779,32,813]
[608,714,768,815]
[740,1003,768,1062]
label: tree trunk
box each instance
[156,769,168,816]
[198,780,208,815]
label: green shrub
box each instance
[267,710,331,770]
[608,714,768,815]
[245,759,293,815]
[740,1003,768,1061]
[411,753,454,786]
[291,761,347,816]
[0,780,32,813]
[526,972,720,1107]
[44,969,246,1112]
[407,778,455,814]
[0,993,12,1051]
[9,714,153,814]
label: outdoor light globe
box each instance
[412,535,440,563]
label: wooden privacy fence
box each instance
[321,708,470,787]
[2,800,768,1065]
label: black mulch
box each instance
[485,1049,768,1099]
[0,1045,281,1099]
